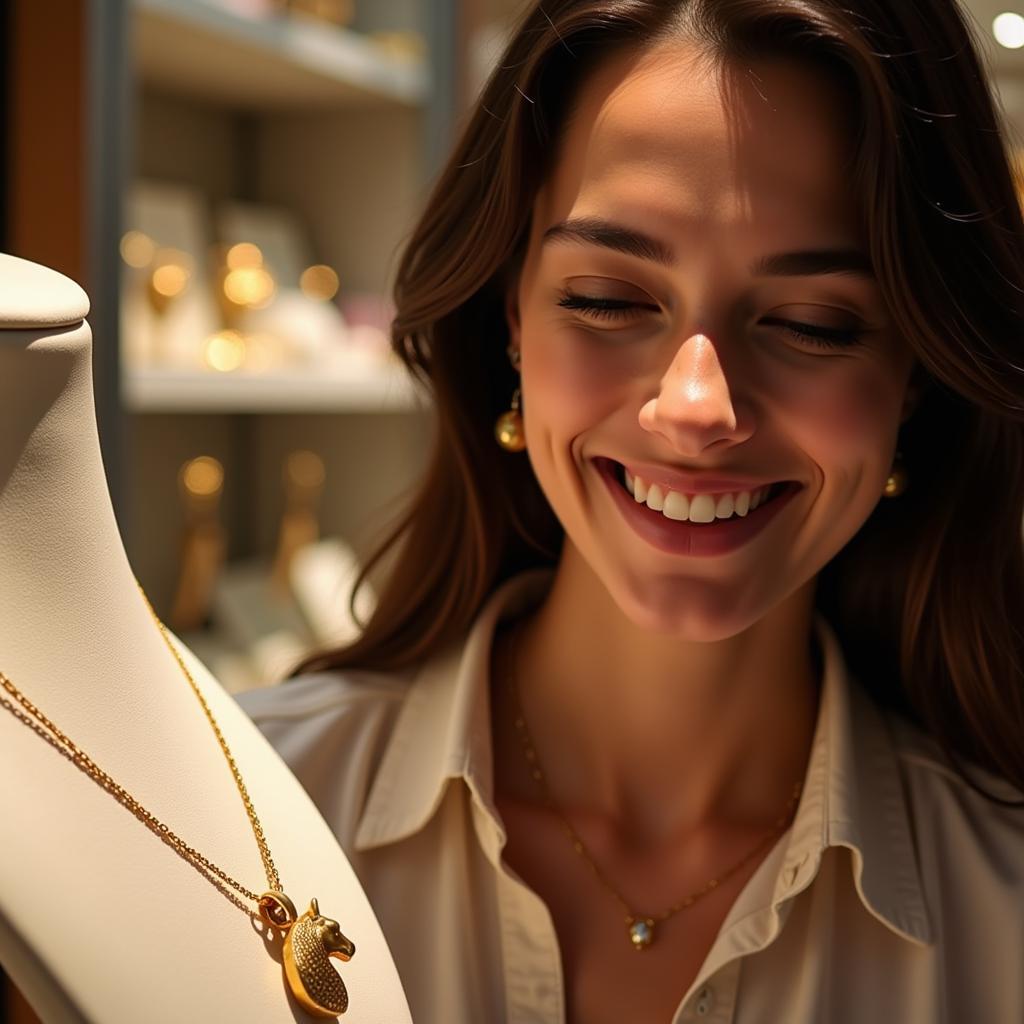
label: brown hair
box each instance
[290,0,1024,805]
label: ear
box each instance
[504,275,522,364]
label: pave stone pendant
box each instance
[259,891,356,1017]
[628,917,656,950]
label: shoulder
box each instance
[234,666,419,838]
[884,709,1024,887]
[236,665,415,733]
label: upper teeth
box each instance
[623,469,776,522]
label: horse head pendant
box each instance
[262,893,356,1018]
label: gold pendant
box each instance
[259,892,356,1017]
[628,917,655,950]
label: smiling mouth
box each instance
[604,458,797,523]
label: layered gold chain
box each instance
[0,579,360,1017]
[0,578,277,917]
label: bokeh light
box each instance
[181,455,224,497]
[993,13,1024,49]
[203,329,248,371]
[223,266,276,308]
[121,230,156,268]
[300,264,340,301]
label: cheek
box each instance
[772,360,902,460]
[522,323,634,433]
[771,361,906,567]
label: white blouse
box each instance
[235,568,1024,1023]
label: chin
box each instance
[605,561,763,641]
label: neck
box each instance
[496,547,822,845]
[0,318,173,707]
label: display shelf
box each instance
[133,0,429,109]
[123,360,429,413]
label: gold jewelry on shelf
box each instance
[0,578,356,1018]
[504,619,802,951]
[883,450,908,498]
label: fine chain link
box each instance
[0,577,278,917]
[504,617,803,927]
[137,579,282,897]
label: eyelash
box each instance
[554,290,866,349]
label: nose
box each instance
[638,333,754,456]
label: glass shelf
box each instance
[133,0,429,109]
[123,359,429,413]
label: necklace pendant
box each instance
[628,917,655,950]
[260,893,356,1017]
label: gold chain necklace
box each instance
[504,619,802,951]
[0,578,356,1018]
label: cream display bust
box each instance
[0,253,411,1024]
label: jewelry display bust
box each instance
[0,254,411,1023]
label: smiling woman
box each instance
[235,2,1024,1022]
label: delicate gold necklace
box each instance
[0,578,356,1018]
[504,618,802,951]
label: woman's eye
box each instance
[759,316,865,349]
[555,289,867,349]
[555,289,653,321]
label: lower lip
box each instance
[594,457,801,557]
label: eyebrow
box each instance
[541,216,876,280]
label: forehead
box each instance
[534,41,860,248]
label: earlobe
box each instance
[504,290,523,371]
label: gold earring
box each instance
[883,450,908,498]
[494,386,526,451]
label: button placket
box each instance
[695,984,715,1016]
[676,960,740,1022]
[784,851,810,888]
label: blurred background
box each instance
[2,0,534,704]
[3,0,1024,1017]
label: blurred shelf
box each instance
[123,360,430,413]
[133,0,428,109]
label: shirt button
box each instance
[695,985,715,1016]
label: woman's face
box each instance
[505,42,919,638]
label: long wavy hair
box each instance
[289,0,1024,806]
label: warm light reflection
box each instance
[121,230,156,268]
[224,266,276,308]
[994,12,1024,49]
[203,329,247,371]
[181,455,224,497]
[226,242,264,269]
[151,262,190,298]
[146,249,193,315]
[300,264,339,301]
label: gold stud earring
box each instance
[883,450,908,498]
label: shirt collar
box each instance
[353,568,933,947]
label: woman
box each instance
[237,1,1024,1021]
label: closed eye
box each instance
[555,289,866,349]
[556,290,655,320]
[758,316,865,348]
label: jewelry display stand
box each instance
[0,254,411,1023]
